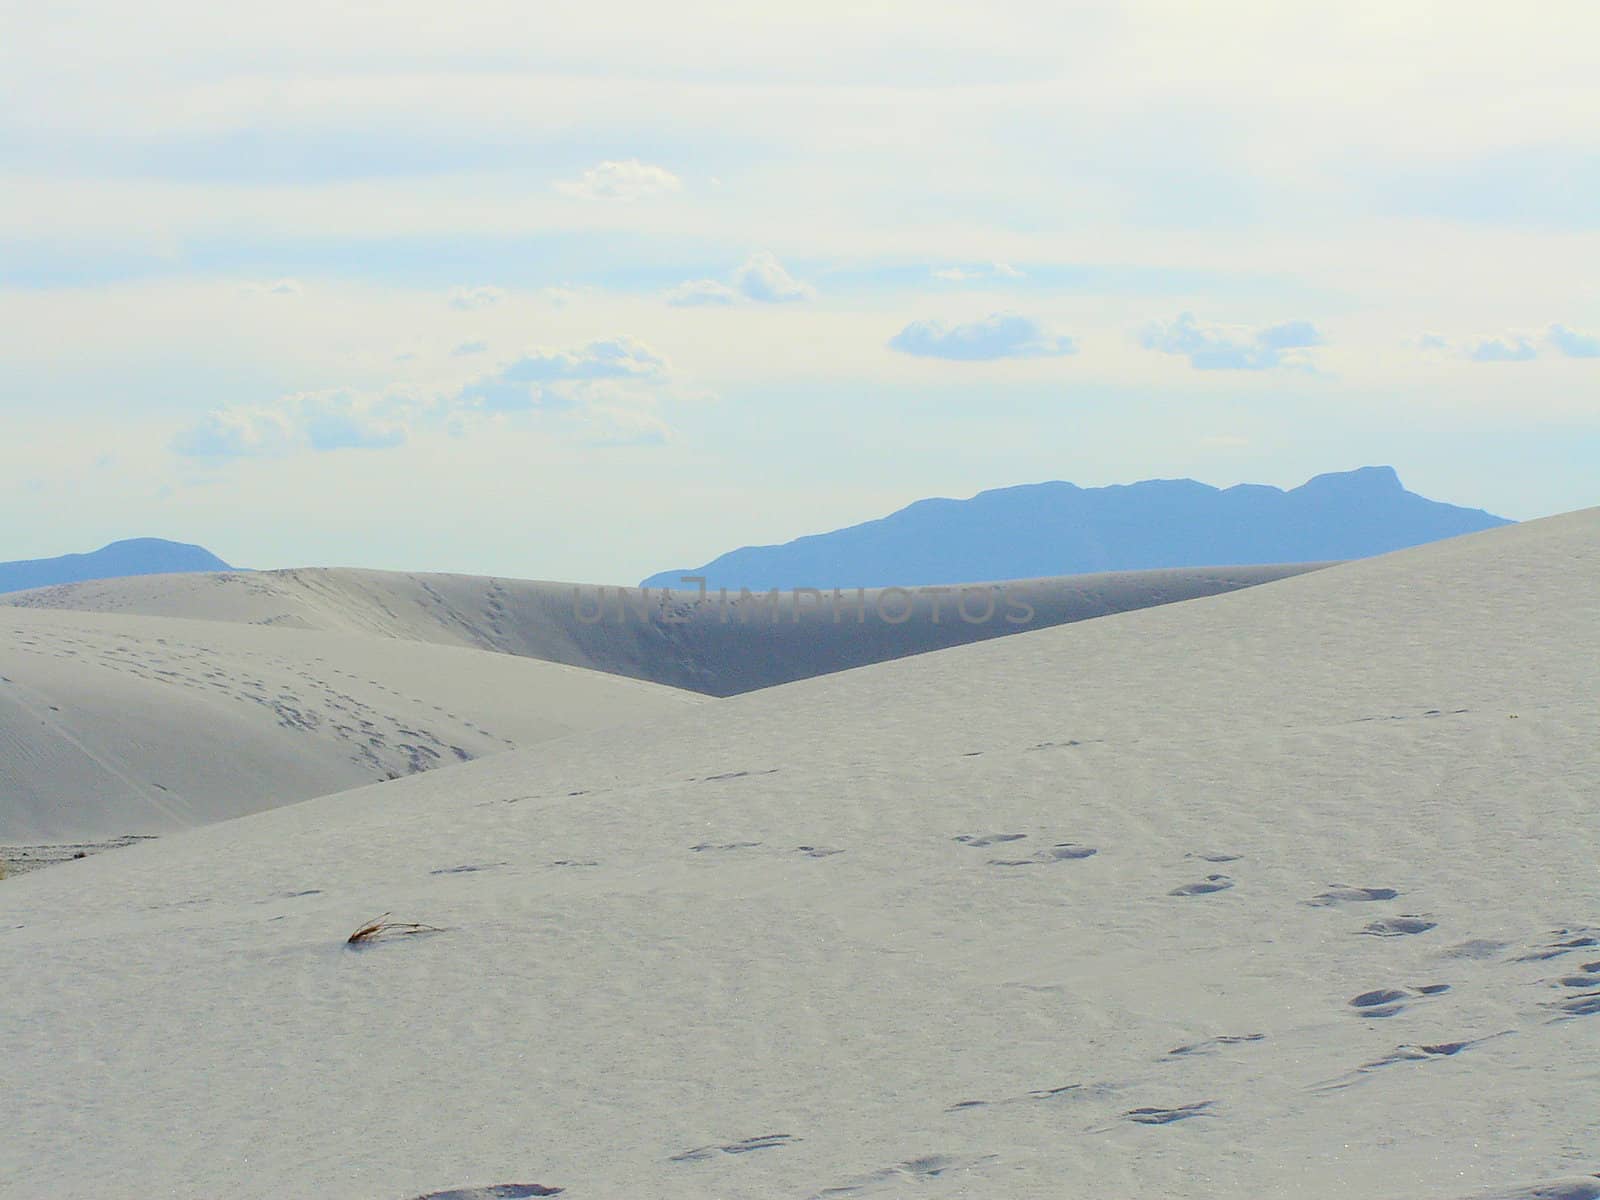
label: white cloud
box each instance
[1139,312,1324,370]
[1467,334,1538,363]
[931,262,1023,282]
[446,285,505,311]
[1548,323,1600,358]
[556,159,682,202]
[888,313,1077,361]
[665,279,741,307]
[451,340,489,356]
[173,390,412,460]
[733,251,815,302]
[1418,332,1451,350]
[169,336,684,462]
[666,252,814,307]
[458,337,669,413]
[1432,325,1596,362]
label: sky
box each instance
[4,0,1598,583]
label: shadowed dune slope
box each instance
[1,510,1596,1198]
[0,605,702,841]
[4,561,1328,696]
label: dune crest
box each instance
[5,561,1327,696]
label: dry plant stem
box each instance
[347,913,444,944]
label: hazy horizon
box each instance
[0,464,1530,583]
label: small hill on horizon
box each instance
[0,538,235,595]
[642,465,1513,590]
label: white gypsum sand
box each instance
[0,511,1596,1199]
[2,562,1329,696]
[0,604,702,841]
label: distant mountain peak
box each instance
[0,538,236,595]
[1298,464,1403,491]
[641,467,1510,591]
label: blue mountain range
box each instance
[642,466,1511,590]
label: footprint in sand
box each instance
[1441,939,1511,960]
[1167,1033,1265,1058]
[1123,1100,1215,1125]
[1312,1031,1510,1092]
[954,833,1027,848]
[1306,884,1400,907]
[1549,992,1600,1018]
[409,1187,563,1199]
[811,1154,996,1197]
[1543,962,1600,1020]
[989,843,1099,867]
[948,1079,1115,1111]
[670,1133,799,1162]
[1358,916,1437,937]
[1512,928,1600,962]
[1347,983,1450,1018]
[1170,875,1233,897]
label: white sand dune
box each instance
[0,605,701,841]
[5,561,1326,696]
[2,511,1597,1199]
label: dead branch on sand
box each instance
[346,913,444,944]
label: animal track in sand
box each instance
[796,845,845,858]
[670,1133,800,1162]
[1187,851,1242,864]
[689,841,762,853]
[430,863,506,875]
[1169,875,1233,897]
[1357,916,1437,937]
